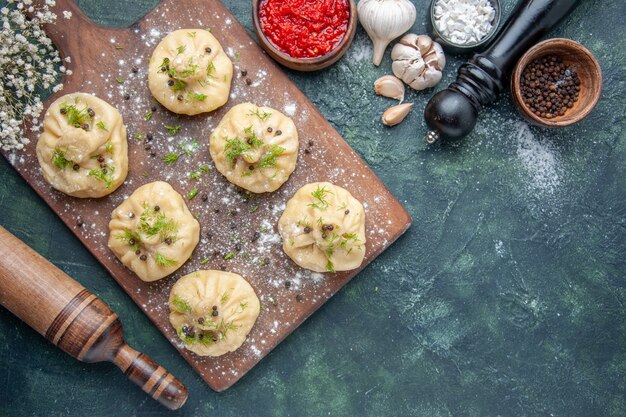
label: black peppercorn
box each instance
[129,238,136,246]
[97,155,105,163]
[245,78,252,86]
[235,243,242,251]
[276,130,282,136]
[165,237,172,245]
[135,249,141,255]
[345,209,350,215]
[321,233,327,239]
[72,164,80,171]
[167,79,174,86]
[249,165,255,171]
[212,310,218,317]
[76,219,83,227]
[154,205,160,211]
[124,94,130,100]
[285,281,291,288]
[267,127,273,133]
[198,317,205,324]
[129,212,135,218]
[304,226,311,233]
[212,305,218,311]
[87,108,95,117]
[295,294,303,302]
[304,148,311,154]
[131,66,139,73]
[201,194,208,202]
[252,231,260,242]
[177,95,183,101]
[151,105,157,112]
[60,108,67,115]
[140,254,147,261]
[81,123,90,131]
[205,47,212,53]
[146,133,153,141]
[241,69,247,77]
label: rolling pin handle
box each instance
[112,344,189,411]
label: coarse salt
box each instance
[433,0,495,45]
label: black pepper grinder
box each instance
[423,0,580,144]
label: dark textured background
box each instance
[1,0,625,416]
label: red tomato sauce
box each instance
[258,0,350,59]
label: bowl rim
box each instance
[511,37,603,127]
[429,0,502,51]
[251,0,357,66]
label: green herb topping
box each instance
[309,185,331,210]
[52,148,71,170]
[96,121,108,131]
[88,164,115,188]
[155,251,177,267]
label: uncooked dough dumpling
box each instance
[169,270,260,357]
[36,92,128,198]
[278,182,366,273]
[148,29,233,115]
[108,181,200,282]
[209,102,299,193]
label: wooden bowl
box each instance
[252,0,357,71]
[511,38,602,127]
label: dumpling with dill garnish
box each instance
[169,270,260,357]
[108,181,200,282]
[278,182,366,273]
[209,102,299,193]
[148,29,233,116]
[35,92,128,198]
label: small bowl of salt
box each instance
[428,0,501,55]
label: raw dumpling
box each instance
[35,93,128,198]
[148,29,233,115]
[169,270,260,357]
[209,103,299,193]
[108,181,200,282]
[278,182,366,273]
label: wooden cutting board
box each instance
[1,0,412,391]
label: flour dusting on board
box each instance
[0,2,410,391]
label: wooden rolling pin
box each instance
[0,226,188,410]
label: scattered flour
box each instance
[515,122,561,197]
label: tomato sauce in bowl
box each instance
[258,0,351,59]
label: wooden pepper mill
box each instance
[423,0,581,144]
[0,226,188,410]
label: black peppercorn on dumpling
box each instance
[36,93,128,198]
[148,29,233,115]
[209,102,299,193]
[278,182,366,273]
[108,181,200,282]
[169,270,260,357]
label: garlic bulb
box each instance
[374,75,405,102]
[357,0,417,66]
[382,103,413,126]
[391,34,446,91]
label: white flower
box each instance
[0,0,71,152]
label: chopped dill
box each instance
[326,260,335,273]
[139,205,178,240]
[224,137,250,165]
[115,77,124,84]
[223,251,236,260]
[176,45,186,55]
[134,133,143,140]
[188,92,207,101]
[247,108,272,121]
[96,121,108,131]
[187,31,197,38]
[188,164,210,180]
[244,126,264,147]
[88,165,114,188]
[171,295,192,313]
[144,111,153,121]
[52,148,71,170]
[165,125,181,135]
[258,145,285,169]
[105,141,113,153]
[206,61,216,78]
[187,187,198,200]
[200,258,210,265]
[155,251,177,267]
[309,185,332,210]
[162,153,181,165]
[220,290,231,303]
[61,103,93,128]
[116,229,141,250]
[171,78,187,91]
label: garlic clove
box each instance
[382,103,413,127]
[357,0,417,66]
[374,75,405,102]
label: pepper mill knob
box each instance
[424,89,478,144]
